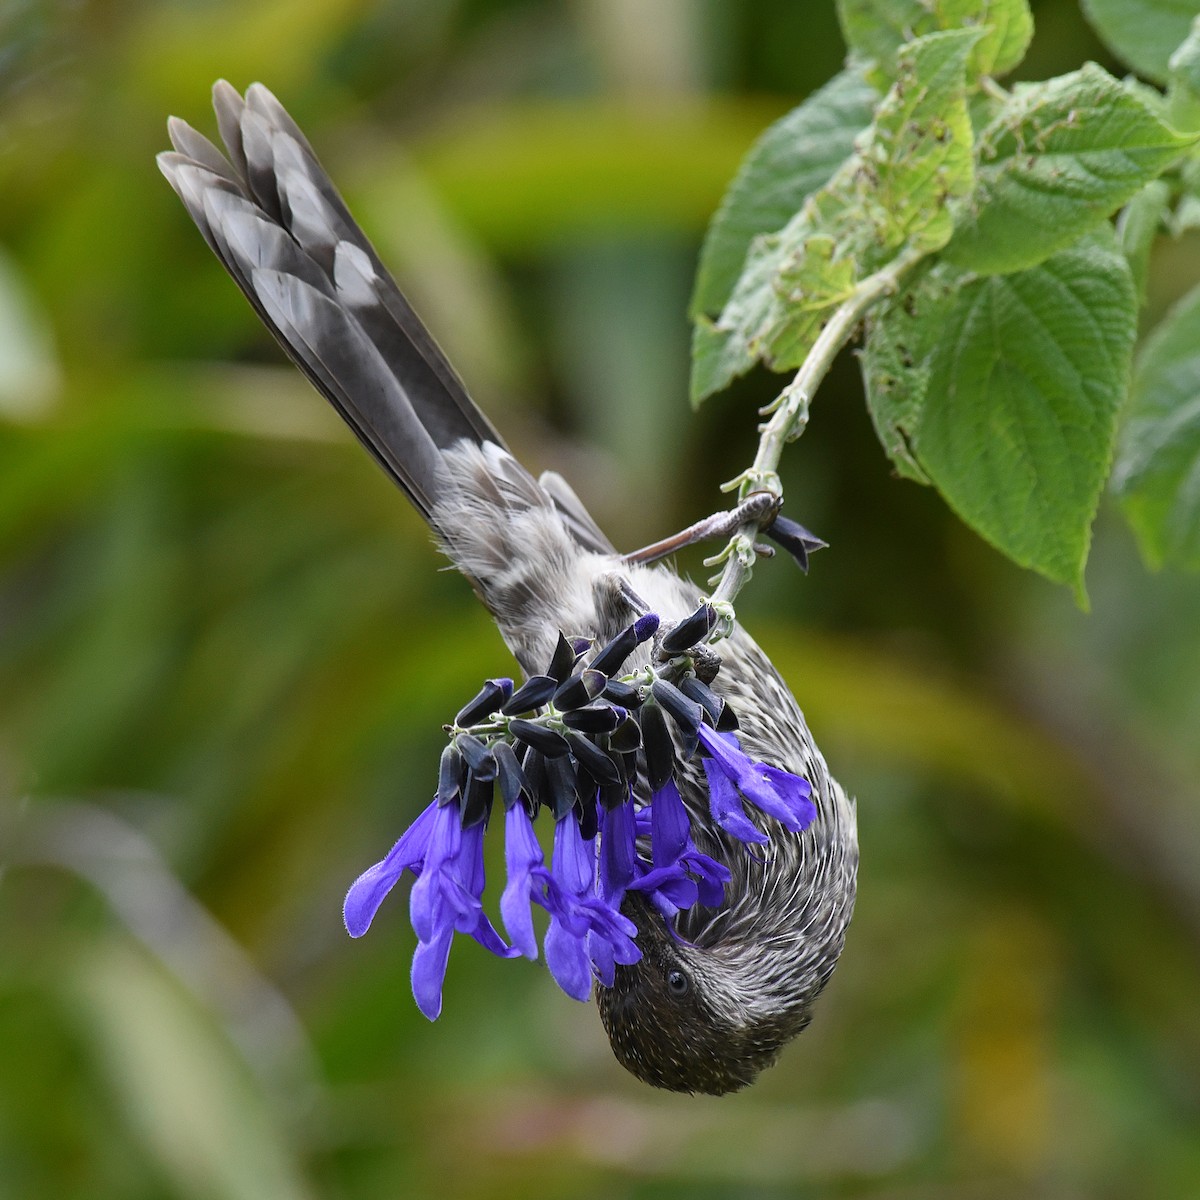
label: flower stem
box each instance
[706,244,926,631]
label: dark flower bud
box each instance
[553,669,607,710]
[651,679,703,741]
[546,632,578,683]
[598,778,631,811]
[589,613,660,676]
[454,677,513,728]
[544,753,580,819]
[622,749,639,781]
[679,675,740,732]
[602,678,643,708]
[460,769,495,828]
[437,742,465,806]
[519,745,547,818]
[509,718,571,759]
[494,741,531,811]
[660,604,717,655]
[501,674,558,715]
[639,701,675,792]
[455,732,498,780]
[609,714,642,753]
[575,788,599,840]
[764,514,827,573]
[567,732,623,785]
[562,704,626,733]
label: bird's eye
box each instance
[666,969,690,997]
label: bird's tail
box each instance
[158,83,621,662]
[158,80,516,523]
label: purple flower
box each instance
[343,799,438,937]
[543,813,640,997]
[407,800,517,1019]
[500,801,551,959]
[697,726,815,839]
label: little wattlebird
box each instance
[158,82,858,1095]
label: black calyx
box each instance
[562,704,626,734]
[660,604,717,655]
[437,742,466,806]
[461,769,494,828]
[455,732,497,780]
[508,718,571,758]
[764,515,827,573]
[602,677,643,708]
[639,701,675,792]
[554,669,607,710]
[455,677,513,727]
[679,674,739,731]
[494,741,531,812]
[566,733,623,786]
[651,679,703,756]
[544,753,579,819]
[589,613,660,676]
[546,632,580,683]
[502,674,559,715]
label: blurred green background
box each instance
[2,1,1200,1197]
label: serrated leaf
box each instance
[862,262,963,483]
[837,0,1032,82]
[916,237,1136,599]
[691,29,979,403]
[944,65,1198,275]
[1081,0,1198,85]
[691,68,877,318]
[1118,179,1170,302]
[1112,282,1200,569]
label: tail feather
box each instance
[157,79,505,518]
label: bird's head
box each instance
[595,893,807,1095]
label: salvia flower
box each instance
[342,611,817,1018]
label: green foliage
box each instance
[837,0,1033,83]
[944,65,1196,274]
[692,29,980,404]
[868,236,1136,599]
[693,0,1200,594]
[1113,282,1200,569]
[1081,0,1200,84]
[691,69,878,318]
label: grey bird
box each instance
[158,81,858,1095]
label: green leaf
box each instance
[1118,179,1170,303]
[1112,282,1200,569]
[837,0,1033,82]
[691,69,877,318]
[944,65,1198,275]
[1167,16,1200,131]
[862,262,959,483]
[691,29,980,403]
[865,236,1137,599]
[1081,0,1199,85]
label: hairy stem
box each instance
[706,244,926,630]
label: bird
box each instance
[158,81,858,1095]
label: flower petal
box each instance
[551,812,593,896]
[702,757,769,845]
[759,764,817,831]
[650,778,690,868]
[599,796,637,905]
[343,800,438,937]
[545,915,592,1000]
[411,924,454,1020]
[500,804,543,959]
